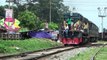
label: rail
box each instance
[90,43,106,60]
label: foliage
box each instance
[70,47,107,60]
[48,22,58,30]
[95,47,107,60]
[18,10,38,30]
[0,6,5,18]
[69,48,99,60]
[40,22,58,30]
[15,0,70,23]
[0,38,62,54]
[36,0,69,23]
[0,0,70,30]
[35,19,43,29]
[19,28,29,32]
[39,22,46,29]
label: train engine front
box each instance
[59,13,98,45]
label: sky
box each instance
[0,0,107,32]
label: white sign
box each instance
[5,9,13,18]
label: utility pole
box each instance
[98,7,107,40]
[49,0,51,23]
[9,0,11,9]
[6,0,13,9]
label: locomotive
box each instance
[59,13,99,45]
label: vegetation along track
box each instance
[0,42,106,60]
[90,43,107,60]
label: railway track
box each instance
[0,42,106,60]
[90,43,107,60]
[0,46,77,60]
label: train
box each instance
[59,13,99,45]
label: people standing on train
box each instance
[66,17,72,30]
[63,20,67,30]
[74,20,82,31]
[62,20,69,38]
[83,22,89,33]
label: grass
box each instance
[69,47,99,60]
[96,41,107,44]
[95,47,107,60]
[69,42,107,60]
[0,38,62,54]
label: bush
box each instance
[18,10,39,30]
[48,22,58,30]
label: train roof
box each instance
[64,12,98,29]
[71,13,83,18]
[71,13,98,29]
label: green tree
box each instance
[0,6,5,18]
[18,10,38,30]
[15,0,70,23]
[36,0,69,23]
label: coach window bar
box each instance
[98,7,107,40]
